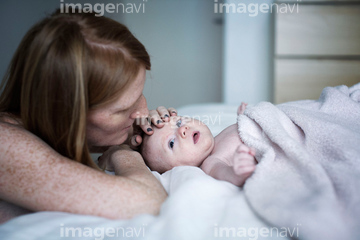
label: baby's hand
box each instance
[237,102,248,115]
[232,144,257,186]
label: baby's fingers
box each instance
[236,144,250,153]
[237,102,248,115]
[233,157,256,175]
[249,147,256,157]
[235,165,256,175]
[234,154,256,166]
[236,144,256,157]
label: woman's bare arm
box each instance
[0,121,167,219]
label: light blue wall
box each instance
[0,1,60,83]
[223,0,274,104]
[117,0,224,110]
[0,0,223,110]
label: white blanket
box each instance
[238,83,360,240]
[0,167,287,240]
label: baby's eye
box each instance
[176,119,182,128]
[168,139,175,149]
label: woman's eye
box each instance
[176,119,182,128]
[169,139,175,149]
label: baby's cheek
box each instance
[204,136,215,152]
[182,150,205,167]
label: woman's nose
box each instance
[178,125,189,138]
[130,95,149,119]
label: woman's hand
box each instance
[97,144,165,189]
[129,106,177,149]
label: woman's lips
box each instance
[122,124,132,132]
[193,131,200,144]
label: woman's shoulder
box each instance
[0,113,28,139]
[0,112,51,156]
[0,112,23,126]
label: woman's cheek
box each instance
[105,114,127,130]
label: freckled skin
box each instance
[0,119,167,223]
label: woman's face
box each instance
[86,66,148,152]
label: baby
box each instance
[140,103,257,187]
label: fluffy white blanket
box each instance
[238,83,360,240]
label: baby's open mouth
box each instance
[193,131,200,144]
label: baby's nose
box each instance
[178,125,189,138]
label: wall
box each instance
[0,0,223,110]
[116,0,223,109]
[0,1,60,84]
[223,0,274,104]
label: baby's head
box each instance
[140,116,215,173]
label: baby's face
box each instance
[141,116,215,173]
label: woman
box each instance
[0,8,173,223]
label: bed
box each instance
[1,83,360,240]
